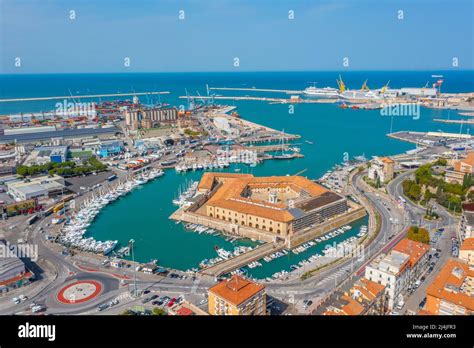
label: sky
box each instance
[0,0,473,73]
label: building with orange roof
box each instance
[445,152,474,184]
[323,294,366,315]
[368,156,395,183]
[195,173,350,245]
[424,258,474,315]
[168,300,209,316]
[459,237,474,266]
[349,278,387,315]
[392,238,430,284]
[208,275,266,315]
[364,238,430,310]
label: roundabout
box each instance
[56,280,104,305]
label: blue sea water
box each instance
[1,71,473,277]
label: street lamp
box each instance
[129,239,138,297]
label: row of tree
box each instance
[16,157,107,177]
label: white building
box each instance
[368,156,395,183]
[458,203,474,241]
[7,175,65,201]
[400,87,437,97]
[364,251,410,310]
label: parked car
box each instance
[31,305,43,313]
[98,303,110,312]
[141,297,152,304]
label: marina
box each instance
[57,168,164,255]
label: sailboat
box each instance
[273,133,295,160]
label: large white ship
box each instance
[302,84,339,99]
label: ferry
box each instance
[303,84,339,99]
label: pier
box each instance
[0,91,170,103]
[388,130,472,147]
[209,87,303,94]
[180,95,287,102]
[434,118,474,125]
[246,144,292,152]
[200,242,284,277]
[179,95,337,104]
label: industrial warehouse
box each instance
[172,173,365,247]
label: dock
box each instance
[179,95,337,104]
[0,91,170,103]
[246,144,291,152]
[200,242,285,277]
[434,118,474,125]
[209,87,303,94]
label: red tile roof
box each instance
[209,275,265,306]
[392,238,430,267]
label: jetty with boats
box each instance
[56,168,164,255]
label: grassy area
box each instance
[70,150,93,158]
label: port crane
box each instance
[381,80,390,94]
[336,75,346,93]
[360,79,370,91]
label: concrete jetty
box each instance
[209,87,303,94]
[0,91,170,103]
[200,242,284,277]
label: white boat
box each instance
[303,85,339,99]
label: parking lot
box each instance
[64,171,115,194]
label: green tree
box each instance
[408,183,422,201]
[407,226,430,244]
[423,188,431,204]
[152,308,167,316]
[16,166,29,177]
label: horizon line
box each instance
[1,69,473,76]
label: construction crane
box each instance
[196,90,206,105]
[206,84,216,105]
[381,80,390,94]
[184,88,195,110]
[336,75,346,93]
[360,79,370,91]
